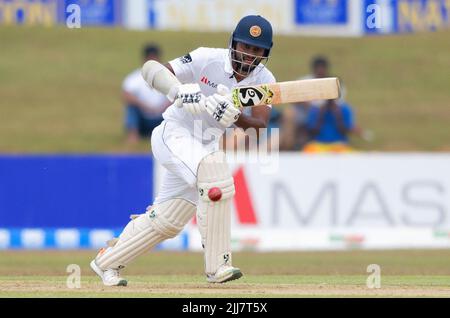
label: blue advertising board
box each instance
[0,155,153,228]
[364,0,450,34]
[295,0,349,25]
[0,0,121,26]
[63,0,121,26]
[0,0,59,25]
[0,155,178,249]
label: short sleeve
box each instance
[264,71,276,85]
[168,47,208,84]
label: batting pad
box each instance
[197,151,236,275]
[95,198,196,270]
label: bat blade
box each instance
[232,77,341,107]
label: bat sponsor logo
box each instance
[237,87,263,107]
[233,85,273,107]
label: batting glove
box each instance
[205,84,242,128]
[174,83,206,115]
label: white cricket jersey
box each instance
[164,47,276,143]
[122,69,169,117]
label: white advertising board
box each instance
[155,153,450,251]
[125,0,364,36]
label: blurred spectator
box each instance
[303,98,359,153]
[280,56,332,151]
[310,55,329,78]
[123,44,170,144]
[280,55,364,152]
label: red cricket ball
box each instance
[208,187,222,202]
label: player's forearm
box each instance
[235,113,268,131]
[141,60,181,101]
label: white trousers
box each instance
[151,120,220,205]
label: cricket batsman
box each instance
[90,15,276,286]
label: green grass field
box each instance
[1,250,450,297]
[1,26,449,153]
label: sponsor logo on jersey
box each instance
[179,53,192,64]
[200,76,218,89]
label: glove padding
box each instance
[205,84,242,128]
[174,83,206,115]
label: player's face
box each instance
[230,42,268,77]
[236,42,265,64]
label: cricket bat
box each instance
[232,77,341,107]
